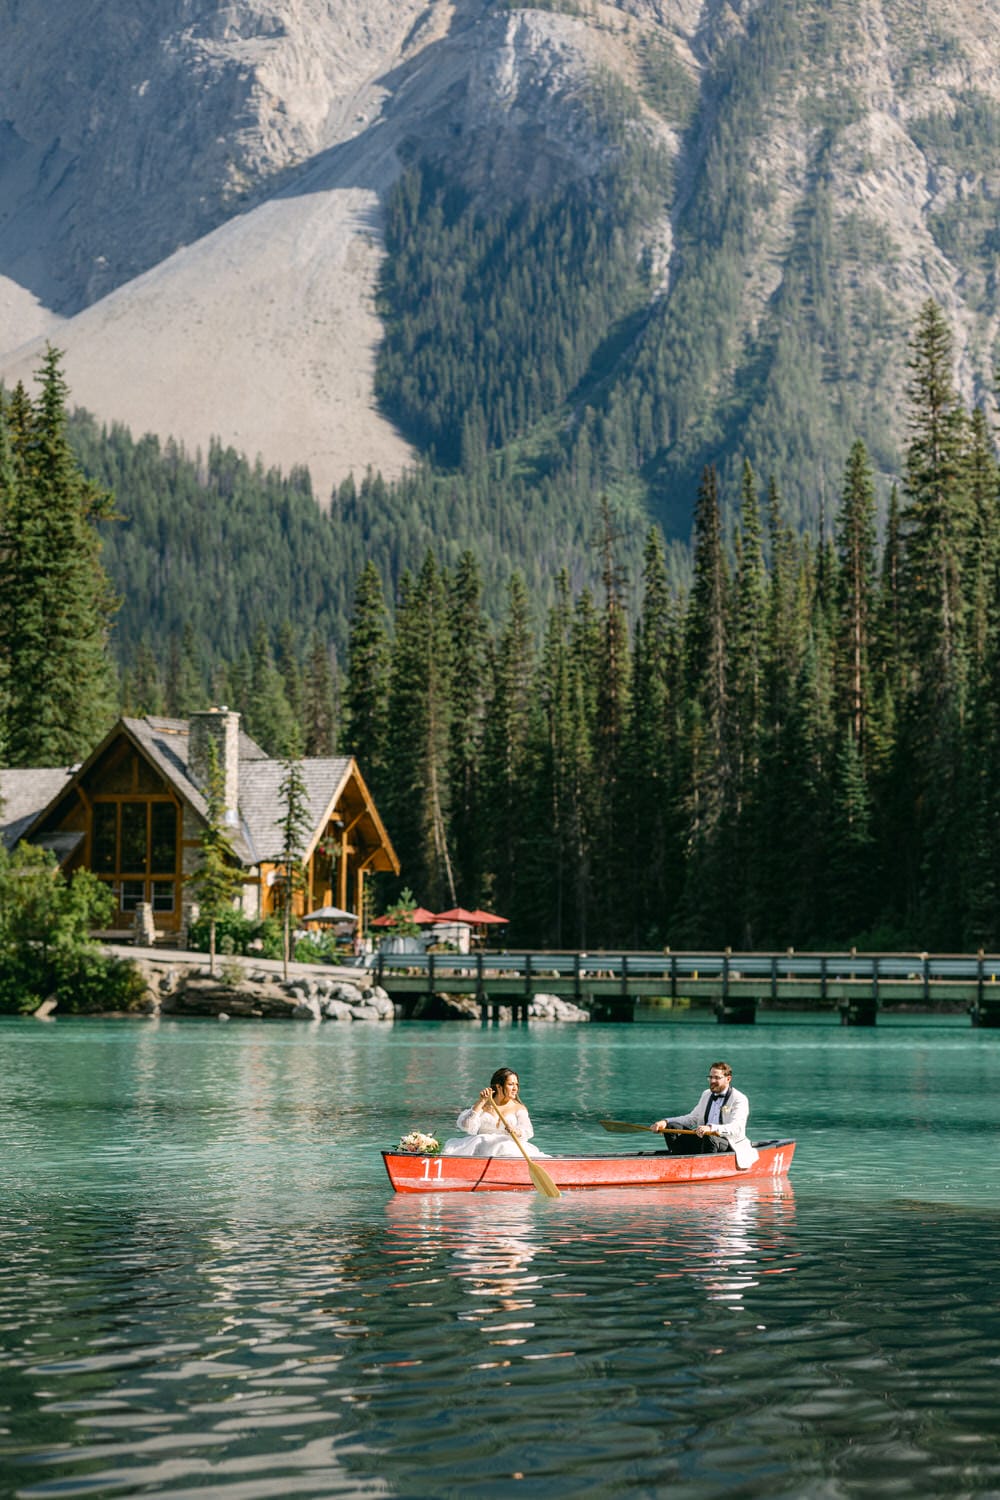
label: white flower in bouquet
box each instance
[398,1130,441,1154]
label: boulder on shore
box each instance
[126,957,395,1021]
[102,955,588,1023]
[529,993,589,1022]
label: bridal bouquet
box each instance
[398,1130,441,1155]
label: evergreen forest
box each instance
[4,304,1000,955]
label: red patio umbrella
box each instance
[431,907,480,924]
[468,909,509,925]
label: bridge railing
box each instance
[370,949,1000,983]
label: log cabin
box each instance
[0,708,399,941]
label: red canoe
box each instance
[382,1140,795,1193]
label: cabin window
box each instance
[91,799,180,920]
[120,803,148,872]
[92,801,178,874]
[120,880,145,912]
[150,804,177,873]
[92,804,117,873]
[151,881,176,913]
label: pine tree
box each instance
[342,561,391,790]
[384,555,457,909]
[277,621,304,727]
[447,551,489,901]
[186,738,243,974]
[481,573,536,931]
[569,587,603,943]
[0,351,119,766]
[835,439,878,754]
[0,394,20,760]
[960,407,1000,946]
[901,301,970,719]
[963,406,1000,677]
[897,301,971,941]
[276,733,312,980]
[826,727,876,940]
[522,573,574,945]
[302,630,338,757]
[165,625,207,719]
[221,650,253,728]
[727,461,767,942]
[754,476,806,943]
[678,465,731,940]
[731,461,766,775]
[623,528,684,945]
[870,483,903,775]
[591,497,631,942]
[781,565,837,943]
[244,624,298,755]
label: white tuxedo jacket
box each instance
[667,1086,758,1169]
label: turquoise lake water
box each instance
[2,1013,1000,1499]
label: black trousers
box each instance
[661,1132,733,1156]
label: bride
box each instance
[442,1067,549,1158]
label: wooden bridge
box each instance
[371,948,1000,1026]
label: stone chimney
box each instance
[188,707,241,826]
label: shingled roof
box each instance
[239,757,352,862]
[0,767,77,849]
[4,719,378,874]
[118,716,267,863]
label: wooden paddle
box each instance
[600,1118,705,1137]
[491,1103,562,1199]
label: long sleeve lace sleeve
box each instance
[455,1106,484,1135]
[514,1106,534,1141]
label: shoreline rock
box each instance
[529,993,589,1022]
[35,954,594,1022]
[127,958,397,1021]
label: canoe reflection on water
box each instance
[382,1178,798,1318]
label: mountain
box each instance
[3,0,999,541]
[0,0,651,500]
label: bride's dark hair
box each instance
[489,1066,519,1098]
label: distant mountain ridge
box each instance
[2,0,999,535]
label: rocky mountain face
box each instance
[1,0,999,519]
[1,0,432,312]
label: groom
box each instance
[650,1060,753,1159]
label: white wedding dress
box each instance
[442,1103,549,1158]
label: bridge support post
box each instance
[520,952,532,1023]
[839,987,879,1026]
[839,998,878,1025]
[714,995,757,1024]
[971,953,1000,1026]
[477,950,489,1024]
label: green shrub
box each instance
[0,845,126,1014]
[293,931,347,964]
[186,908,258,955]
[53,952,150,1014]
[257,917,284,960]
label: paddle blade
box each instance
[599,1118,655,1134]
[528,1160,562,1199]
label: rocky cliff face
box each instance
[1,0,639,495]
[0,0,433,311]
[1,0,998,508]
